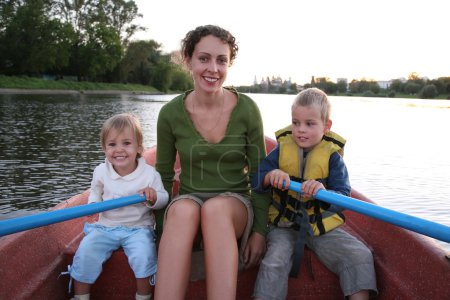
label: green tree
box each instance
[428,79,444,95]
[170,67,193,91]
[151,54,172,92]
[389,79,403,93]
[94,0,144,46]
[80,24,122,80]
[52,0,143,80]
[0,0,20,33]
[419,84,437,99]
[120,40,162,85]
[348,79,380,94]
[406,72,425,90]
[0,0,76,75]
[408,72,420,81]
[348,79,360,93]
[369,82,380,94]
[404,82,421,95]
[437,77,450,94]
[336,79,347,93]
[289,82,298,94]
[312,77,337,94]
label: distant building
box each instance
[271,76,282,87]
[296,84,305,91]
[377,80,392,89]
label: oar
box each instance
[289,181,450,243]
[0,194,146,237]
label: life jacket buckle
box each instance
[294,210,304,218]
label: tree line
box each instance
[1,1,449,98]
[238,73,450,99]
[0,0,193,92]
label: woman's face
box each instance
[187,35,231,94]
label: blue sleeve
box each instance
[325,152,351,212]
[251,145,280,193]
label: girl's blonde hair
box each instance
[100,113,144,158]
[293,88,330,124]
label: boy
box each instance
[252,88,377,300]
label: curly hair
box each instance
[181,25,239,65]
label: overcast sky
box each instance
[133,0,449,86]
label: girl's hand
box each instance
[267,169,290,190]
[139,187,157,205]
[301,180,325,198]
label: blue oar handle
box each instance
[289,181,450,243]
[0,194,146,237]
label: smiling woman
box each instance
[154,25,271,300]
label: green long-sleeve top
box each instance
[156,88,271,236]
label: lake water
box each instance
[0,92,449,251]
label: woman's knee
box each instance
[202,196,245,217]
[201,197,247,235]
[166,199,201,223]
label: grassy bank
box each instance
[0,75,159,93]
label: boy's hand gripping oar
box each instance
[289,181,450,243]
[0,194,146,237]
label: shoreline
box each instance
[0,88,162,95]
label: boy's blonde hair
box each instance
[100,113,144,157]
[293,88,330,124]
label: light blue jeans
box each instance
[70,223,157,284]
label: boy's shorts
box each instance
[166,192,253,280]
[253,226,378,299]
[70,223,157,284]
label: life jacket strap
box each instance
[271,199,311,277]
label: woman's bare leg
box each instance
[154,200,201,300]
[201,196,248,300]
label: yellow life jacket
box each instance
[269,125,346,236]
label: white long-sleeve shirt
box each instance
[88,157,169,227]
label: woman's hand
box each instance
[243,232,266,268]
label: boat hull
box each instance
[1,139,449,299]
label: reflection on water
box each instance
[0,92,449,251]
[0,93,172,217]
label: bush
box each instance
[419,84,437,99]
[362,90,376,97]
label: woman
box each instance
[155,25,270,300]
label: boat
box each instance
[1,137,449,300]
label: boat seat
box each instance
[64,237,344,299]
